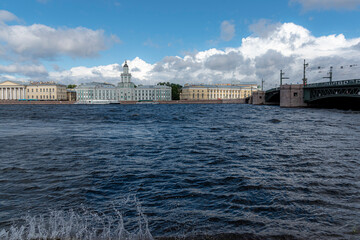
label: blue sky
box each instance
[1,0,360,88]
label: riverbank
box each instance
[0,100,76,105]
[105,99,247,105]
[0,99,246,105]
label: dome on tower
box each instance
[123,61,128,68]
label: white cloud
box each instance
[136,22,360,88]
[0,24,117,59]
[2,18,360,90]
[220,20,235,41]
[49,63,121,84]
[290,0,360,11]
[0,10,120,82]
[249,19,281,38]
[0,10,19,23]
[47,22,360,89]
[47,57,154,85]
[0,11,119,61]
[0,64,48,77]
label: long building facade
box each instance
[0,80,67,101]
[180,83,258,100]
[26,82,67,100]
[76,61,172,103]
[76,82,117,103]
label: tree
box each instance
[157,82,183,100]
[67,84,77,89]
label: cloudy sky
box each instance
[1,0,360,89]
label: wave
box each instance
[0,199,153,240]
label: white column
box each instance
[5,88,8,100]
[0,88,2,100]
[23,88,25,99]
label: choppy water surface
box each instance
[0,104,359,240]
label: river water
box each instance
[0,104,359,240]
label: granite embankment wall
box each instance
[0,99,247,105]
[160,99,246,104]
[0,100,76,105]
[120,99,246,104]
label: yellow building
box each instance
[180,83,258,100]
[26,82,67,100]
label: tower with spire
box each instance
[118,60,135,100]
[121,60,131,84]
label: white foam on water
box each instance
[0,198,154,240]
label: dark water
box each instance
[0,104,359,240]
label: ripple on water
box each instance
[0,104,360,239]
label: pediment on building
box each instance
[0,80,24,86]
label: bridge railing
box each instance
[304,79,360,88]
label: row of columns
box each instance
[209,93,242,99]
[0,87,26,100]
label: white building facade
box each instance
[135,85,172,101]
[76,82,117,103]
[0,81,27,100]
[76,61,172,103]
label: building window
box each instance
[294,92,298,97]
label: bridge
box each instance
[255,79,360,109]
[303,79,360,103]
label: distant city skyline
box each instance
[1,0,360,89]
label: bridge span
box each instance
[252,79,360,109]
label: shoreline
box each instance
[0,100,76,105]
[0,99,247,105]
